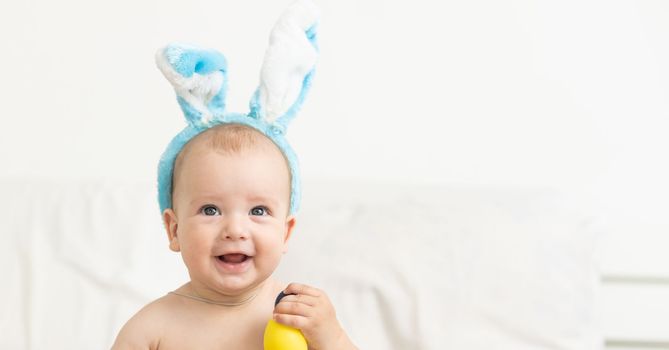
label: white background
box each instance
[1,0,668,339]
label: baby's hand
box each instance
[273,283,357,350]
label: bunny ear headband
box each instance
[155,0,319,216]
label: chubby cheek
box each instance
[180,243,206,270]
[179,228,215,264]
[254,231,287,265]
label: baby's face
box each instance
[163,140,294,297]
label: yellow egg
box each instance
[263,319,308,350]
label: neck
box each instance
[178,280,270,307]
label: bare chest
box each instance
[156,311,270,350]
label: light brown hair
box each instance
[171,123,291,203]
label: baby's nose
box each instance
[221,214,249,240]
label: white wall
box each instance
[1,0,668,271]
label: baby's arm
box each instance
[110,304,161,350]
[273,283,357,350]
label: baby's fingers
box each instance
[275,300,314,318]
[273,313,309,329]
[278,293,318,307]
[284,283,322,297]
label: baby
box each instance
[112,124,356,349]
[112,1,356,348]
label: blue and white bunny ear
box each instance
[249,0,320,131]
[155,44,228,126]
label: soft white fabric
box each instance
[258,0,319,121]
[0,179,603,349]
[154,44,226,125]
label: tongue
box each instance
[222,254,246,263]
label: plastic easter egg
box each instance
[263,319,307,350]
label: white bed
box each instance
[1,178,607,349]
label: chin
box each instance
[213,273,267,295]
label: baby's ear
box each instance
[282,215,297,253]
[155,43,228,126]
[248,0,319,131]
[163,209,181,252]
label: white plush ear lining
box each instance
[254,0,319,124]
[155,43,228,126]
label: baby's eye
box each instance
[201,205,220,216]
[249,206,269,216]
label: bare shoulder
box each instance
[111,295,174,350]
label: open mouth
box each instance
[217,254,250,264]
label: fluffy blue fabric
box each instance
[155,1,319,216]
